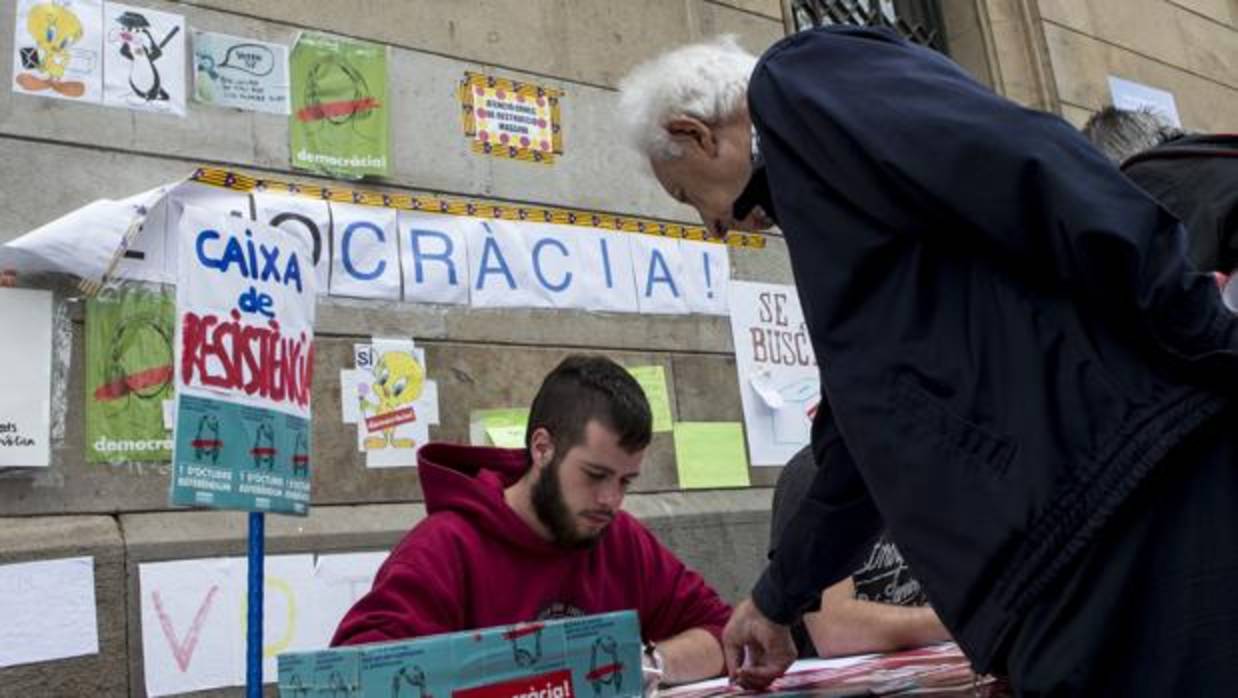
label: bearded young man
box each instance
[331,355,730,687]
[618,26,1238,696]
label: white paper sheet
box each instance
[631,235,690,315]
[256,192,332,294]
[12,0,105,103]
[680,239,731,316]
[139,557,243,696]
[1108,75,1181,128]
[399,211,472,305]
[330,203,402,300]
[467,218,550,309]
[0,288,53,467]
[306,551,389,648]
[254,555,317,683]
[102,3,186,116]
[728,281,820,466]
[574,229,640,313]
[191,30,289,114]
[0,557,99,668]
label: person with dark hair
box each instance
[331,355,730,688]
[1083,106,1237,300]
[770,446,950,659]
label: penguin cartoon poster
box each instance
[102,2,186,116]
[11,0,105,103]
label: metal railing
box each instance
[789,0,949,54]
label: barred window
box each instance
[789,0,948,54]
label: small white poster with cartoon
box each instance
[728,281,821,466]
[340,338,440,468]
[192,30,289,114]
[12,0,105,103]
[102,2,185,116]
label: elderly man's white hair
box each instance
[617,35,757,161]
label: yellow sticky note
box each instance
[485,424,527,448]
[673,422,751,489]
[627,365,673,433]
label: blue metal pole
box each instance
[246,511,265,697]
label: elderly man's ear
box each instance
[666,117,718,157]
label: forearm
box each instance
[656,627,725,685]
[805,579,950,658]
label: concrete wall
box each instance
[1037,0,1238,129]
[1,1,787,695]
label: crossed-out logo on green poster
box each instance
[85,283,175,463]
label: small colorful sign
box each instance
[460,72,563,164]
[170,205,317,515]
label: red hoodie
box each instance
[331,443,732,646]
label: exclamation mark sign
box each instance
[703,251,713,299]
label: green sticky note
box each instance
[485,424,527,448]
[476,408,529,430]
[470,408,530,447]
[627,366,673,433]
[673,422,751,489]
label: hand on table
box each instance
[721,597,797,690]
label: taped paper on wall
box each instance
[103,2,186,116]
[0,287,53,467]
[728,281,820,466]
[12,0,104,103]
[0,556,99,668]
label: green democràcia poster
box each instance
[85,284,176,463]
[290,33,390,179]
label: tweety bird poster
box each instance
[342,338,440,468]
[12,0,104,103]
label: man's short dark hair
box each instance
[526,355,652,457]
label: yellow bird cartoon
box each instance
[359,350,425,450]
[15,2,87,97]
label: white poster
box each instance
[0,557,99,668]
[0,288,53,467]
[347,339,440,468]
[521,222,587,309]
[398,211,471,305]
[102,3,186,116]
[575,229,640,313]
[139,555,320,694]
[139,557,243,696]
[307,551,388,647]
[255,192,332,294]
[3,173,741,318]
[330,203,402,300]
[192,30,289,114]
[115,182,252,285]
[12,0,104,103]
[467,218,549,309]
[728,281,820,466]
[254,555,317,683]
[680,239,731,316]
[631,235,690,315]
[1108,75,1182,128]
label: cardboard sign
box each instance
[278,611,641,697]
[170,206,316,514]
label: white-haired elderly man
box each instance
[618,26,1238,696]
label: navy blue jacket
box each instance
[748,27,1238,672]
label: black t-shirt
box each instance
[769,446,928,655]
